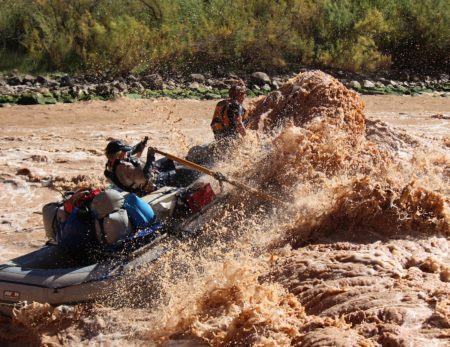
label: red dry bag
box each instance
[186,183,216,214]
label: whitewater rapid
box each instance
[0,72,449,346]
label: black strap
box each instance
[125,156,141,167]
[104,160,140,194]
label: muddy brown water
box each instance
[0,92,449,346]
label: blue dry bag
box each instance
[57,207,96,255]
[123,193,156,229]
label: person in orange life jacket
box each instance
[104,138,159,195]
[210,85,249,141]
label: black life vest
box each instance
[104,157,142,194]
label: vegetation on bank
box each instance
[0,0,449,75]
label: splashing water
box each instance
[2,71,449,346]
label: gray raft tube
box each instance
[0,234,168,317]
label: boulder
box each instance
[188,81,202,90]
[164,80,177,90]
[262,84,272,92]
[190,73,205,83]
[439,74,449,83]
[35,75,48,85]
[7,75,22,86]
[15,86,27,93]
[205,78,215,86]
[87,86,97,95]
[0,85,15,94]
[83,74,100,84]
[251,72,271,86]
[114,81,128,92]
[363,80,375,88]
[141,74,164,90]
[348,80,361,90]
[23,75,35,84]
[224,78,242,87]
[272,77,284,86]
[96,83,112,96]
[60,75,74,87]
[47,79,59,88]
[130,81,144,91]
[36,87,51,95]
[271,80,280,90]
[69,87,80,98]
[212,81,229,90]
[126,74,138,82]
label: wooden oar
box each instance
[149,147,284,205]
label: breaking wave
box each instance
[2,71,449,346]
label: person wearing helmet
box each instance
[104,138,158,196]
[104,138,196,196]
[210,85,249,142]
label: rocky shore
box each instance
[0,69,449,106]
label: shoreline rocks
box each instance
[0,69,449,106]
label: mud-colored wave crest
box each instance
[2,71,449,346]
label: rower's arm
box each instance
[236,115,247,136]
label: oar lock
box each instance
[149,145,282,205]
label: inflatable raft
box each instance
[0,231,167,316]
[0,182,218,316]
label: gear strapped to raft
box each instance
[149,147,285,205]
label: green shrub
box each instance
[0,0,448,74]
[86,16,153,73]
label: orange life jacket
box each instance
[210,99,249,134]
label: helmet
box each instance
[229,85,247,99]
[104,140,132,156]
